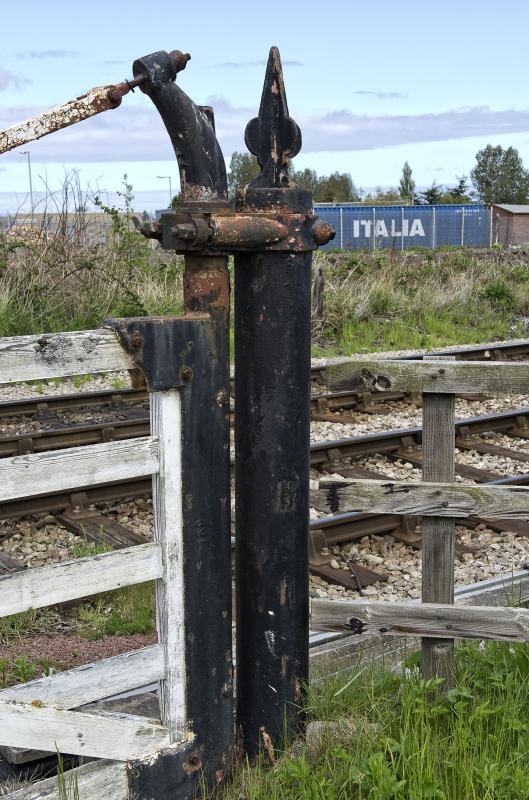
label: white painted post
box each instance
[150,390,186,742]
[401,206,405,251]
[339,207,344,250]
[372,207,376,251]
[432,206,436,250]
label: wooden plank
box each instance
[311,598,529,643]
[0,646,164,709]
[4,760,128,800]
[0,436,159,503]
[422,355,455,684]
[317,478,529,519]
[0,542,162,618]
[0,702,171,761]
[0,329,132,385]
[326,357,529,395]
[151,390,186,742]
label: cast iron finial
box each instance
[244,47,302,188]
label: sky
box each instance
[2,0,529,210]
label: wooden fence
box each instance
[0,319,230,798]
[312,354,529,685]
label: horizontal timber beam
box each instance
[0,645,164,709]
[0,329,132,384]
[0,436,159,503]
[327,358,529,395]
[3,760,128,800]
[317,478,529,519]
[0,542,162,618]
[311,598,529,642]
[0,702,171,761]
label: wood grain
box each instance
[311,598,529,642]
[0,702,171,761]
[0,542,162,618]
[326,357,529,395]
[3,760,128,800]
[150,390,186,742]
[0,645,164,709]
[0,436,159,503]
[422,355,455,683]
[0,329,132,385]
[317,478,529,519]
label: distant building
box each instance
[491,205,529,246]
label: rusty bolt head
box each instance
[169,50,191,73]
[130,334,143,348]
[181,367,193,381]
[311,219,336,247]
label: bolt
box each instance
[181,367,193,381]
[169,50,191,73]
[130,334,143,348]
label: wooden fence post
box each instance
[422,355,455,686]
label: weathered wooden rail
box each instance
[313,354,529,686]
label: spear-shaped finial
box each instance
[244,47,302,189]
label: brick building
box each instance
[492,204,529,246]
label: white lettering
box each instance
[409,219,425,237]
[390,220,402,237]
[360,220,372,237]
[353,220,360,238]
[375,220,388,237]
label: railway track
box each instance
[2,338,529,588]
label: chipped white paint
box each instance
[0,329,132,384]
[3,760,128,800]
[0,436,159,503]
[151,390,186,741]
[0,646,165,709]
[0,542,162,618]
[0,703,170,761]
[0,87,120,155]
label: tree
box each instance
[399,161,415,200]
[416,181,443,205]
[449,175,469,200]
[471,145,529,204]
[227,152,260,196]
[291,167,319,195]
[313,171,359,203]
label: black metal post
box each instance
[235,48,312,758]
[131,50,233,795]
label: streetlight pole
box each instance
[157,174,173,207]
[19,150,33,222]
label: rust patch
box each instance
[182,751,202,775]
[279,577,288,606]
[259,727,276,765]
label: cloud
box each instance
[0,69,30,91]
[353,90,405,99]
[16,50,77,59]
[3,101,529,163]
[211,59,303,69]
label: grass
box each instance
[224,641,529,800]
[72,543,156,639]
[312,248,529,356]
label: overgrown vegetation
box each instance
[312,247,529,355]
[224,641,529,800]
[0,176,184,336]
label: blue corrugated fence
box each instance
[315,204,492,250]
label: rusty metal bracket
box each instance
[105,315,210,392]
[143,208,334,253]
